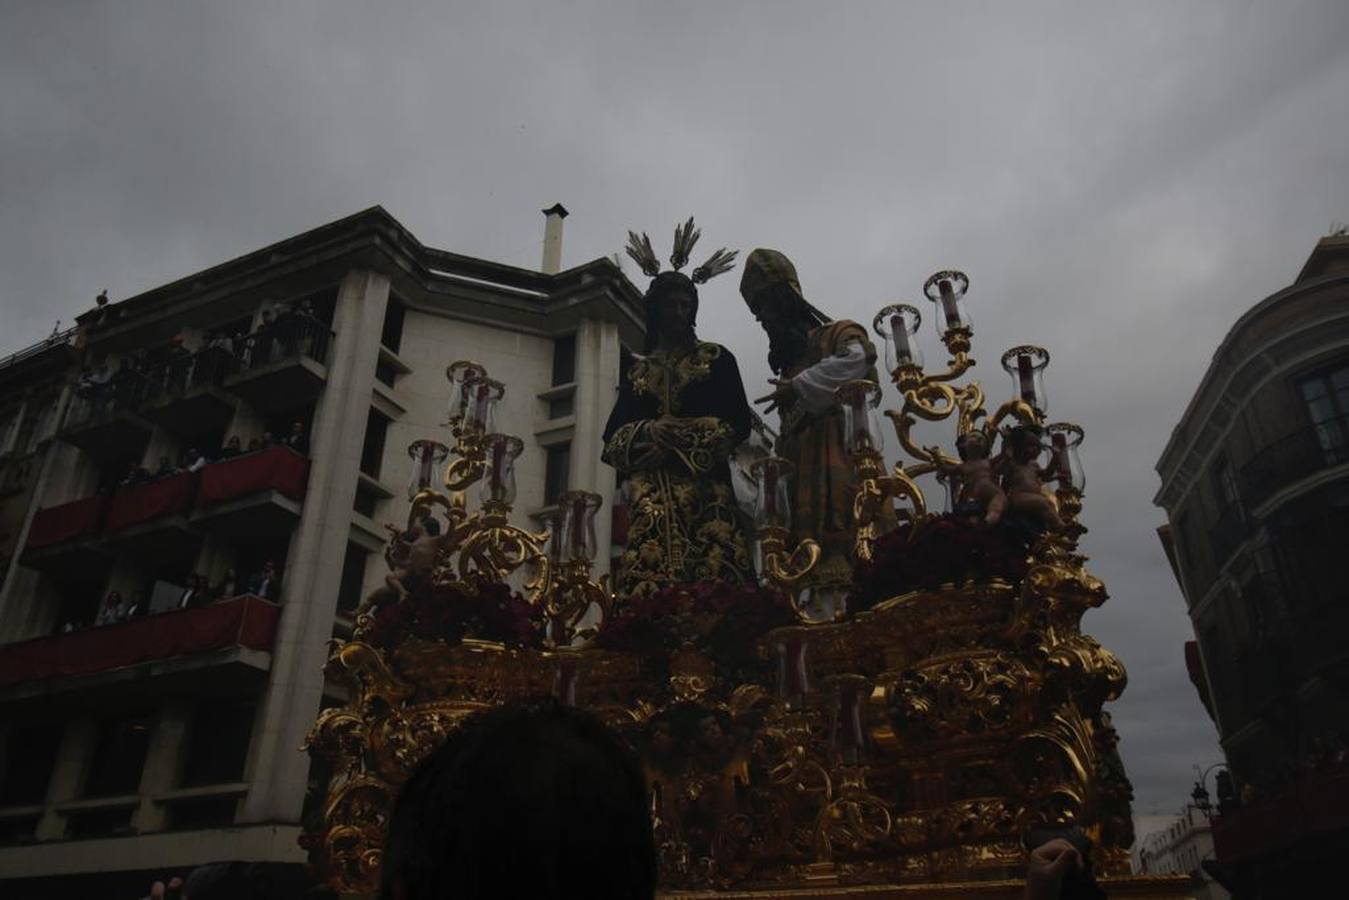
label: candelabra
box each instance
[747,455,821,610]
[544,490,612,646]
[864,270,1089,546]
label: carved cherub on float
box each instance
[1000,424,1064,531]
[934,429,1008,526]
[360,514,457,611]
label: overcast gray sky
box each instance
[4,1,1349,818]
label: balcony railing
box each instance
[24,447,310,552]
[234,317,333,374]
[1242,413,1349,507]
[138,346,238,406]
[64,370,155,433]
[0,595,279,687]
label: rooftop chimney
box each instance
[541,203,569,275]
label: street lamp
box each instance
[1191,762,1228,819]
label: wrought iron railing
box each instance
[139,346,238,405]
[64,370,154,431]
[235,317,333,374]
[1241,413,1349,507]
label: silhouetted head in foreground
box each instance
[380,699,656,900]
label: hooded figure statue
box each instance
[741,249,883,613]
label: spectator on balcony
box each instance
[244,308,277,368]
[180,446,208,473]
[211,568,239,601]
[151,455,178,480]
[119,591,146,621]
[260,430,276,449]
[197,331,235,383]
[166,335,194,393]
[175,574,209,610]
[282,420,309,455]
[219,435,243,459]
[273,302,301,356]
[246,560,279,600]
[247,437,262,452]
[121,461,152,487]
[94,591,124,627]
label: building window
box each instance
[552,334,576,386]
[548,395,575,419]
[1297,362,1349,463]
[84,713,154,797]
[0,724,62,806]
[360,409,390,478]
[180,700,256,787]
[337,544,369,614]
[544,443,570,505]
[381,297,406,353]
[375,359,400,388]
[1211,456,1240,509]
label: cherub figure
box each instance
[935,430,1008,526]
[1000,425,1063,530]
[358,515,455,614]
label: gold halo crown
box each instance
[624,217,737,284]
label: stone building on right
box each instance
[1154,232,1349,894]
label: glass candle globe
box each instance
[873,303,924,373]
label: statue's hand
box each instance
[754,378,796,414]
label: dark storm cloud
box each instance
[3,1,1349,816]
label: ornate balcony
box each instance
[22,448,310,558]
[1242,413,1349,507]
[61,372,155,458]
[223,319,333,415]
[137,347,238,438]
[191,446,310,538]
[0,595,279,695]
[101,470,200,560]
[21,495,114,573]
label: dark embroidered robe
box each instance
[602,342,755,597]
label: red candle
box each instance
[490,437,506,495]
[1016,353,1037,405]
[938,279,961,329]
[473,384,490,427]
[1051,432,1071,482]
[890,314,913,364]
[418,445,434,491]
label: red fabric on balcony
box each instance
[25,496,106,549]
[104,471,199,533]
[1213,769,1349,863]
[197,446,309,506]
[0,595,279,687]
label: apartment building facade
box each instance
[0,206,643,894]
[1154,234,1349,894]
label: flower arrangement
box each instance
[596,581,798,680]
[851,514,1032,611]
[364,576,544,649]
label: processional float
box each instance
[301,266,1189,898]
